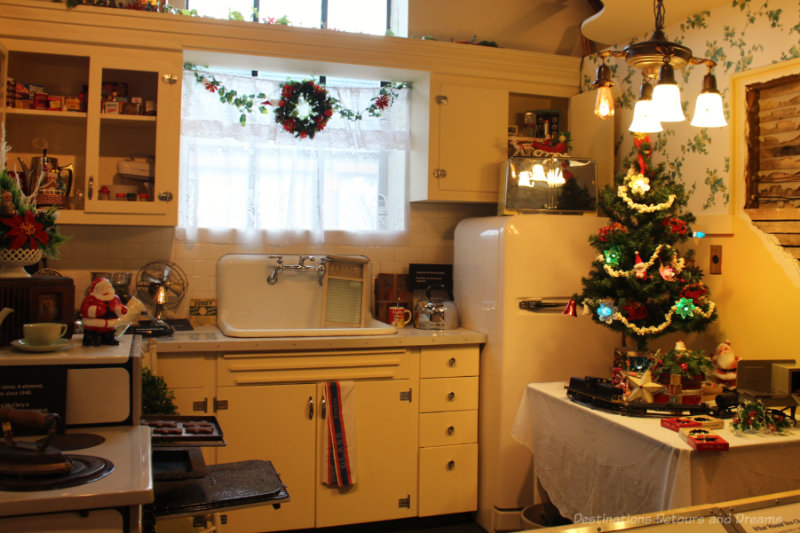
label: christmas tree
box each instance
[575,134,716,352]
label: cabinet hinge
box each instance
[213,398,228,412]
[192,398,208,412]
[400,389,412,402]
[220,514,228,525]
[432,168,447,179]
[398,495,411,509]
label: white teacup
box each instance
[23,323,68,346]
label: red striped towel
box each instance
[321,381,358,488]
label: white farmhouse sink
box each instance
[217,254,396,338]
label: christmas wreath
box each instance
[272,80,335,139]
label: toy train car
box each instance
[566,376,712,417]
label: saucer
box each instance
[11,338,71,353]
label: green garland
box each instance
[186,64,411,135]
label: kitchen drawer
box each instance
[420,346,479,378]
[158,354,214,390]
[419,377,478,413]
[418,443,478,516]
[419,410,477,447]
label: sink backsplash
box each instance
[51,203,496,319]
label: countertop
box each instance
[0,425,152,517]
[155,325,487,353]
[0,335,139,366]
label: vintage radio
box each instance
[0,277,75,346]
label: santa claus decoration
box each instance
[80,277,128,346]
[711,340,739,390]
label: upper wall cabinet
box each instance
[1,38,181,226]
[409,75,509,204]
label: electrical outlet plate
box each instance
[709,245,722,274]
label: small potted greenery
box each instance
[650,340,713,388]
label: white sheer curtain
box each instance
[178,69,409,243]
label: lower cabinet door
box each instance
[315,379,417,527]
[215,383,316,533]
[418,443,478,517]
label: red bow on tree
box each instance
[633,134,652,175]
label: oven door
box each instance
[0,508,125,532]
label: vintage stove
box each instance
[0,335,151,531]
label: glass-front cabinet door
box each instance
[1,38,181,226]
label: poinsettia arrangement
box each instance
[0,137,69,258]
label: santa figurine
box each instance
[711,340,739,390]
[80,277,128,346]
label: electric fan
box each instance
[134,261,188,320]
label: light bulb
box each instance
[594,86,615,120]
[652,83,684,122]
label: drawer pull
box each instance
[447,392,456,401]
[448,357,456,367]
[321,395,327,419]
[307,396,314,419]
[447,426,455,435]
[447,460,455,470]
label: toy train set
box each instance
[565,376,718,417]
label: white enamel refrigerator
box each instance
[453,214,619,532]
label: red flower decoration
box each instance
[204,82,217,93]
[374,94,391,110]
[681,283,708,304]
[662,217,688,235]
[621,301,648,321]
[598,222,626,242]
[679,363,689,372]
[1,211,49,249]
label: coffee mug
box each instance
[23,323,68,346]
[388,306,412,328]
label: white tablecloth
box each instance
[511,381,800,522]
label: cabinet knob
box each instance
[448,357,456,367]
[162,73,178,85]
[447,392,456,401]
[433,169,447,179]
[307,396,314,419]
[435,95,448,105]
[447,460,456,470]
[88,176,94,200]
[447,425,455,435]
[157,191,174,202]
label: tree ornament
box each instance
[662,217,688,235]
[621,301,647,320]
[604,246,621,267]
[597,302,616,324]
[562,298,578,316]
[659,262,676,281]
[598,222,626,242]
[626,369,666,403]
[625,167,651,196]
[633,251,648,280]
[675,297,697,319]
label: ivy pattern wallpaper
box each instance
[581,0,800,215]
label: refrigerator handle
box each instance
[519,298,571,313]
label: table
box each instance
[511,382,800,522]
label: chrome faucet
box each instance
[266,255,326,285]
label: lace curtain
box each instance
[178,69,410,243]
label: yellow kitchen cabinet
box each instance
[212,348,418,533]
[410,75,508,203]
[0,38,181,226]
[417,345,479,516]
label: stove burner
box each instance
[0,455,114,492]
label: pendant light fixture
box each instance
[591,0,727,132]
[628,81,662,133]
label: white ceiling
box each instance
[581,0,730,45]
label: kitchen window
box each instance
[178,69,409,241]
[185,0,407,37]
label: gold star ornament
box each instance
[626,369,666,403]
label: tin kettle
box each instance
[414,284,460,330]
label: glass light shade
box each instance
[690,91,727,127]
[629,99,663,133]
[652,83,685,122]
[594,86,615,120]
[531,164,546,182]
